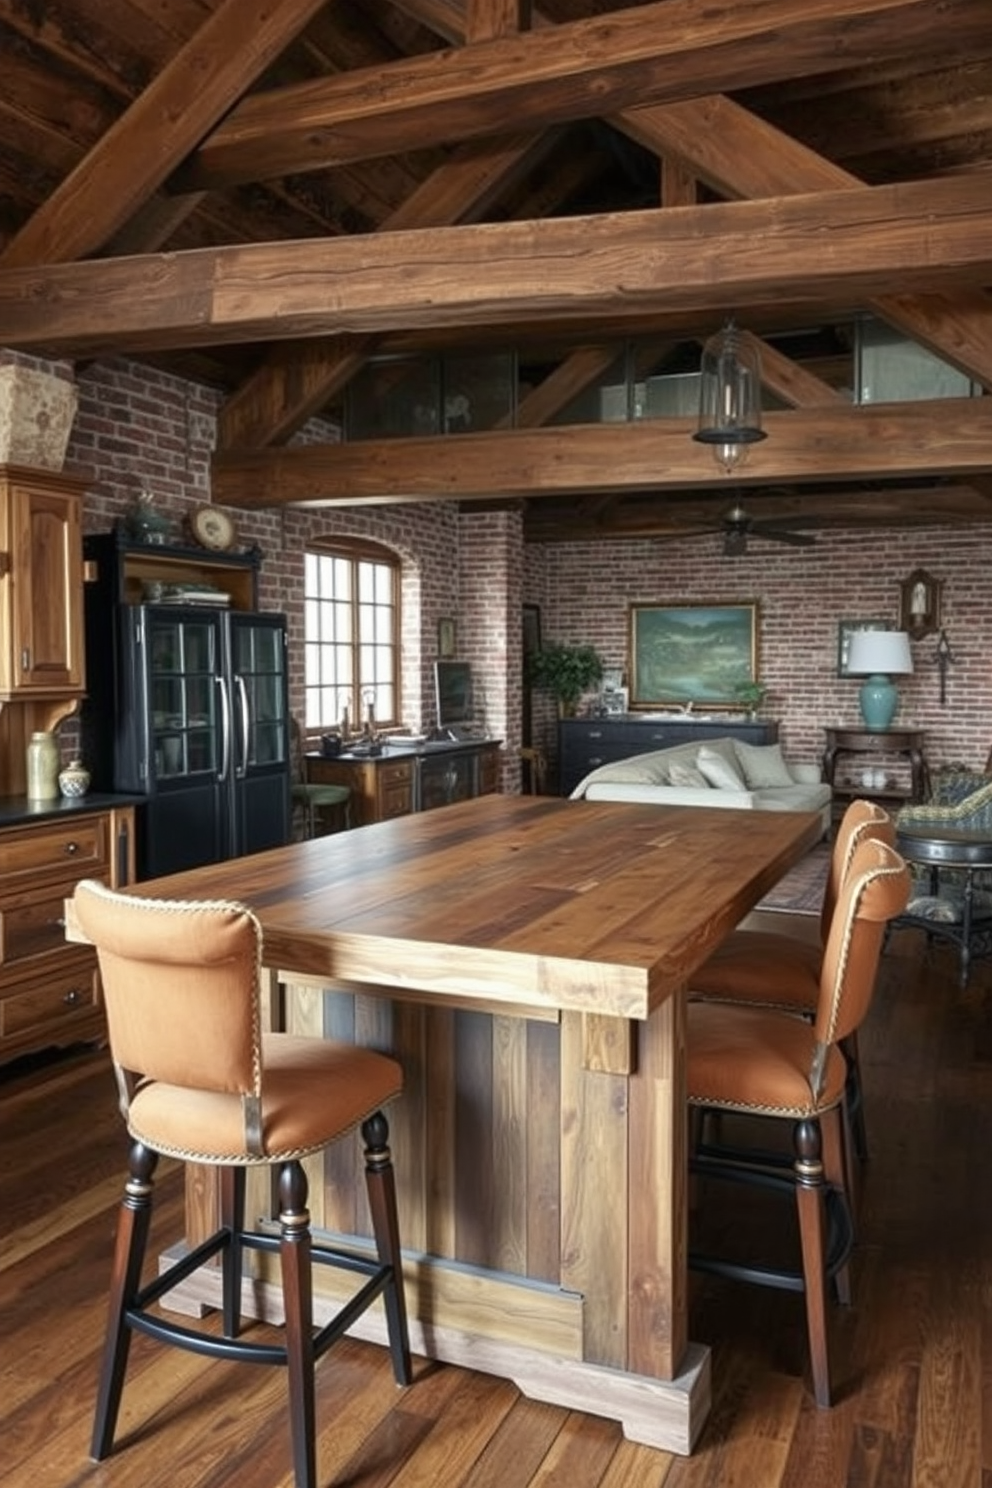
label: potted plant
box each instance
[735,679,768,719]
[527,642,605,717]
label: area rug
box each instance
[755,842,830,915]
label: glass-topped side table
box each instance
[893,824,992,988]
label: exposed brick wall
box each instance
[6,350,986,795]
[527,526,989,789]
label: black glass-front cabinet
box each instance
[81,532,291,880]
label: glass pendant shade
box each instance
[846,629,913,731]
[693,321,767,473]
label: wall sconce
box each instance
[692,320,767,474]
[899,568,943,641]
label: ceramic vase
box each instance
[58,759,91,798]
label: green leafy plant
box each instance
[735,679,768,713]
[527,643,605,715]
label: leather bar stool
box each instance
[686,836,910,1407]
[73,878,411,1488]
[689,799,895,1164]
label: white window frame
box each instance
[304,540,400,732]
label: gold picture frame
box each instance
[628,602,758,709]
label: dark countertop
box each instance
[0,792,145,829]
[308,736,499,762]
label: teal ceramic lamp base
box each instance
[859,673,898,730]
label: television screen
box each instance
[434,660,474,729]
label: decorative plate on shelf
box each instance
[189,504,237,552]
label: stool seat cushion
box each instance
[690,929,820,1012]
[292,783,351,806]
[128,1034,403,1164]
[688,1002,847,1118]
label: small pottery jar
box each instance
[58,759,91,799]
[26,731,60,800]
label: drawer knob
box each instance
[64,841,81,856]
[63,988,84,1007]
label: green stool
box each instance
[292,782,352,839]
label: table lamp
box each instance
[847,629,913,730]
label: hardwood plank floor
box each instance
[1,924,989,1487]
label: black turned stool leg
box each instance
[220,1166,246,1337]
[91,1142,159,1461]
[362,1111,412,1386]
[278,1161,317,1488]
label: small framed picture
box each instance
[837,618,887,677]
[438,617,457,658]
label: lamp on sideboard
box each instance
[847,629,913,730]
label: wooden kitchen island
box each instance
[117,795,822,1456]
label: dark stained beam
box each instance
[0,0,331,269]
[2,176,992,357]
[176,0,992,188]
[209,400,992,508]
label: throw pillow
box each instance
[668,761,710,788]
[695,747,747,791]
[733,740,795,789]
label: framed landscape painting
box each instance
[629,602,758,709]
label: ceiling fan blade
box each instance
[751,527,817,547]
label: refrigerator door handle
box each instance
[235,673,250,780]
[217,674,232,783]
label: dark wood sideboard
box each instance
[558,716,779,797]
[306,738,501,826]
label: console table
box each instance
[892,824,992,988]
[822,726,929,822]
[558,716,778,798]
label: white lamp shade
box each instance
[846,629,913,676]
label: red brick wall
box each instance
[527,527,988,787]
[6,351,985,793]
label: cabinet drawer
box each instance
[0,951,99,1038]
[0,815,110,883]
[0,883,76,971]
[376,760,413,819]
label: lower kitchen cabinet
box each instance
[306,739,501,826]
[0,799,136,1064]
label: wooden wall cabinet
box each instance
[0,465,88,699]
[0,802,135,1063]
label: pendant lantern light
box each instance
[693,320,767,474]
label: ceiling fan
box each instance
[693,501,818,556]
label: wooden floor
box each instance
[2,923,990,1488]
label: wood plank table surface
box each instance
[88,794,823,1456]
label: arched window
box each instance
[304,539,400,730]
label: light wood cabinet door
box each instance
[0,465,87,697]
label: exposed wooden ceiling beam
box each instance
[522,481,992,541]
[175,0,992,189]
[3,175,991,356]
[0,0,330,270]
[209,399,992,508]
[614,94,992,388]
[217,131,556,447]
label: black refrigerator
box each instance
[82,600,291,880]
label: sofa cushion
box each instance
[696,747,747,791]
[734,740,795,789]
[669,760,710,788]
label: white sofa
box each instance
[570,735,832,834]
